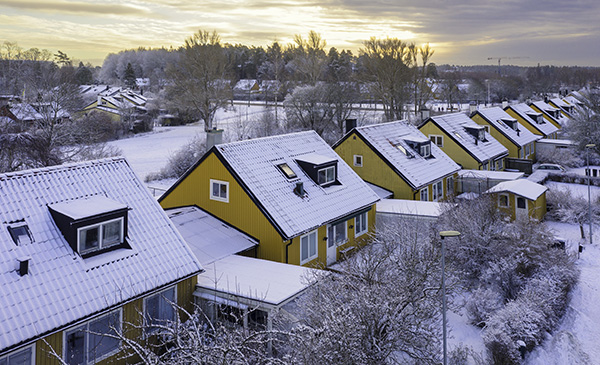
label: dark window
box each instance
[7,225,32,245]
[145,287,176,334]
[517,197,526,209]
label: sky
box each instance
[1,0,599,67]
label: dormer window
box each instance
[527,112,544,124]
[7,224,33,245]
[295,153,338,187]
[49,196,129,257]
[420,143,431,158]
[465,126,487,142]
[403,136,431,158]
[500,118,518,131]
[277,163,297,179]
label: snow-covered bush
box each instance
[546,188,600,224]
[146,134,206,181]
[466,287,504,327]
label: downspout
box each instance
[285,239,293,264]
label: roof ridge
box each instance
[216,130,318,149]
[0,157,127,180]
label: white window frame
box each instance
[499,194,509,208]
[210,179,229,203]
[484,125,490,133]
[354,212,368,238]
[0,344,35,365]
[63,309,122,365]
[77,217,124,255]
[144,286,177,335]
[420,187,429,201]
[429,135,443,147]
[432,180,443,202]
[420,143,431,158]
[353,155,363,167]
[497,158,503,170]
[482,162,488,171]
[300,230,318,265]
[328,221,348,246]
[317,166,336,185]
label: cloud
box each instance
[0,0,150,16]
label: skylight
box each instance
[277,163,297,179]
[7,224,33,245]
[396,144,408,155]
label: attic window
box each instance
[403,137,431,158]
[419,143,431,158]
[465,126,487,142]
[527,112,544,124]
[318,166,336,185]
[500,118,518,131]
[78,217,124,255]
[295,153,339,187]
[7,224,33,245]
[277,163,297,179]
[396,144,408,155]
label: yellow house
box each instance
[548,97,575,119]
[528,100,566,129]
[486,179,548,220]
[0,158,203,365]
[333,120,460,201]
[504,103,560,139]
[419,112,508,171]
[81,87,147,122]
[159,131,380,268]
[470,107,540,161]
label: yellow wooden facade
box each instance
[528,104,562,130]
[13,277,197,365]
[504,108,558,139]
[493,191,547,221]
[334,130,457,200]
[419,120,500,171]
[470,113,536,161]
[159,151,376,267]
[81,99,122,122]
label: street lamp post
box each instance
[439,230,461,365]
[586,144,595,245]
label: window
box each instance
[482,162,488,171]
[7,224,33,245]
[496,158,503,170]
[145,287,176,334]
[420,143,431,158]
[277,163,297,179]
[525,144,531,157]
[353,155,363,167]
[484,125,490,133]
[446,177,454,196]
[210,179,229,202]
[317,166,335,185]
[499,194,509,207]
[355,212,368,237]
[328,221,347,246]
[396,144,408,155]
[0,346,34,365]
[519,148,524,159]
[77,218,124,255]
[432,180,443,201]
[430,135,443,147]
[420,187,429,201]
[300,230,318,264]
[517,197,527,209]
[64,310,121,365]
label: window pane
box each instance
[317,169,326,184]
[65,326,86,365]
[334,222,345,243]
[301,236,308,261]
[102,220,121,247]
[0,357,5,365]
[212,182,220,197]
[219,184,227,198]
[309,232,317,257]
[517,197,526,209]
[79,227,99,252]
[146,288,175,333]
[7,348,32,365]
[88,312,120,362]
[326,167,335,182]
[327,225,335,248]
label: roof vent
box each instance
[294,182,305,197]
[18,256,30,276]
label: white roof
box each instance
[49,195,127,220]
[486,179,548,200]
[550,97,570,108]
[458,169,524,180]
[428,112,508,163]
[7,103,43,122]
[233,79,258,91]
[536,138,576,146]
[376,199,445,218]
[563,95,584,106]
[0,158,203,352]
[530,100,569,126]
[352,121,461,189]
[475,107,540,147]
[167,206,257,265]
[366,182,393,199]
[213,131,379,239]
[196,255,318,306]
[505,103,560,136]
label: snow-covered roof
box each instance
[212,131,379,239]
[196,255,318,306]
[167,206,257,266]
[366,182,393,199]
[563,95,584,106]
[7,103,43,122]
[536,138,575,146]
[350,121,461,189]
[486,179,548,201]
[474,107,540,147]
[507,103,560,136]
[0,158,203,352]
[49,195,127,220]
[458,169,524,180]
[376,199,445,219]
[530,100,568,126]
[427,112,508,163]
[233,79,259,91]
[549,97,571,108]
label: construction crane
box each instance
[487,56,529,76]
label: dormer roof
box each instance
[474,107,540,147]
[427,112,508,163]
[0,158,202,353]
[507,103,560,136]
[341,120,460,190]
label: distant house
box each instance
[504,103,560,139]
[81,86,147,121]
[233,79,260,99]
[419,112,508,171]
[159,131,379,267]
[470,107,541,161]
[0,158,203,364]
[0,103,43,125]
[333,120,461,201]
[528,100,566,129]
[486,179,548,220]
[548,97,576,119]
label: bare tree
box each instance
[289,31,327,85]
[166,30,232,131]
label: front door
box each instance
[327,225,337,265]
[516,196,528,219]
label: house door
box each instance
[326,225,337,266]
[516,197,528,219]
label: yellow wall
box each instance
[529,104,562,130]
[159,151,376,266]
[335,131,456,200]
[419,121,482,170]
[494,192,546,221]
[471,113,526,159]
